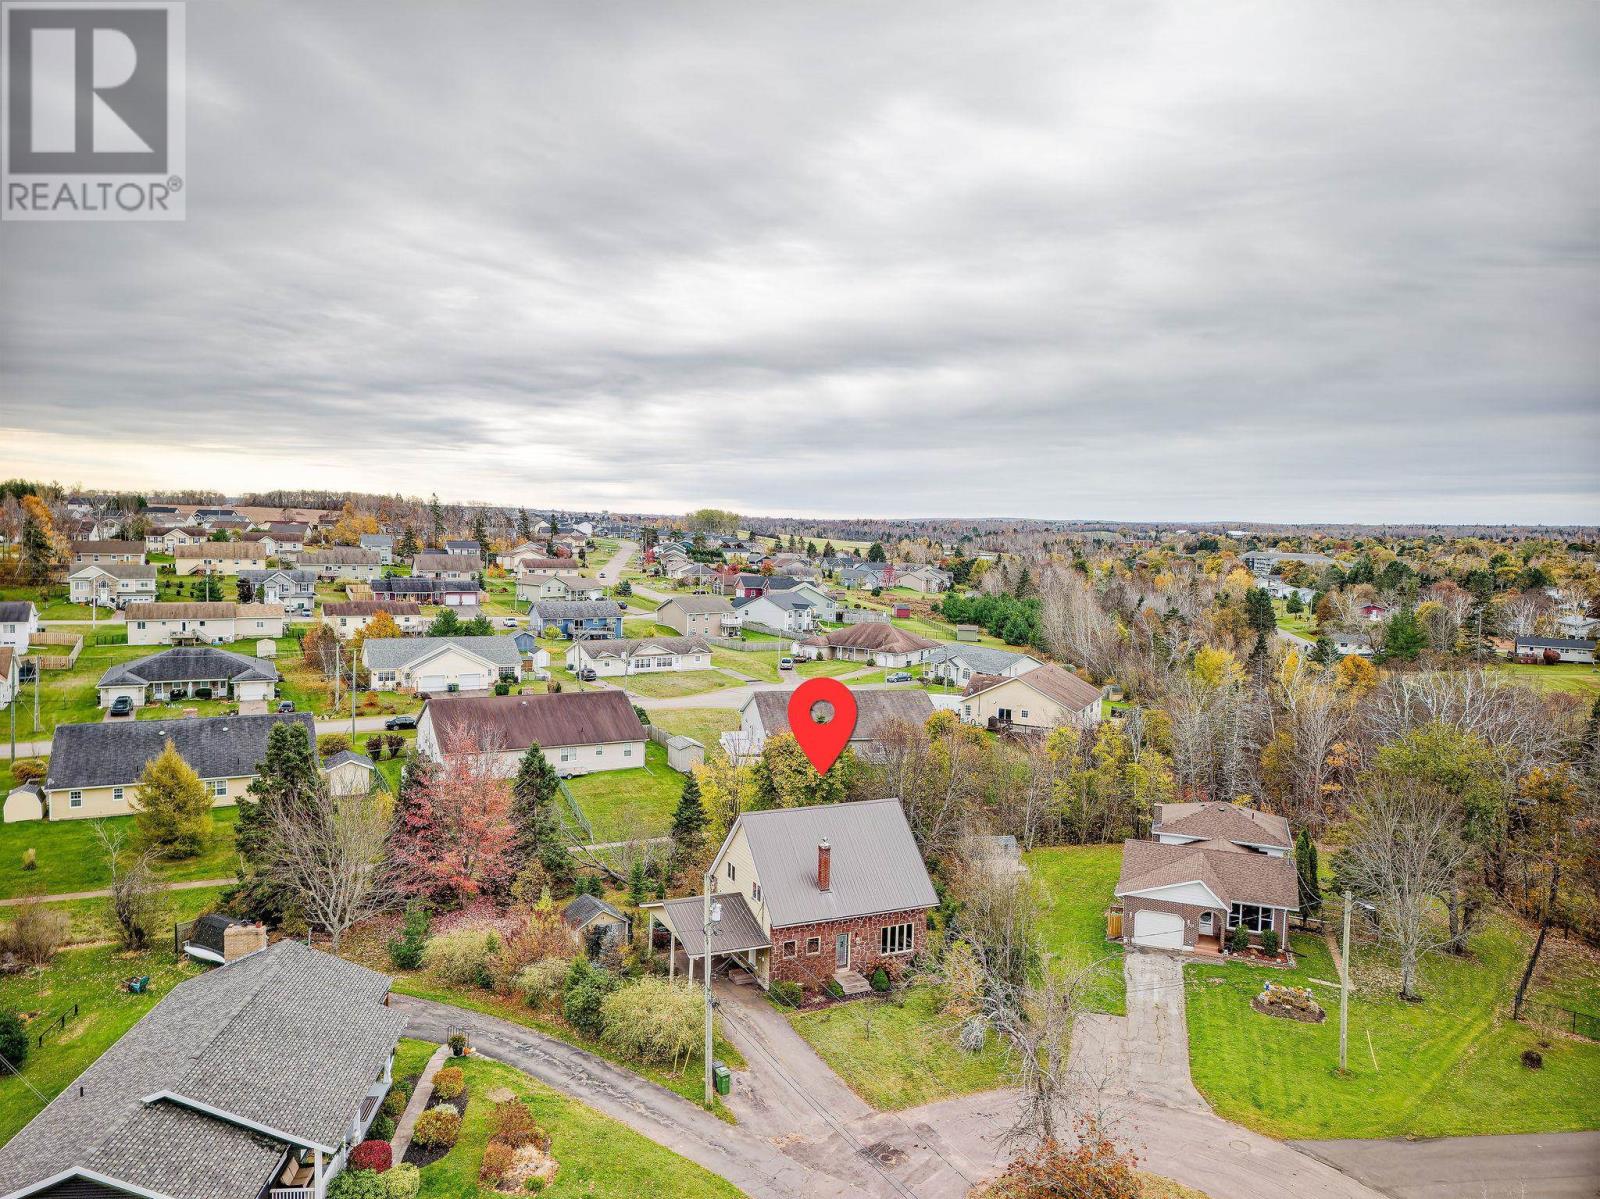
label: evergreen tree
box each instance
[1378,603,1427,663]
[867,541,887,563]
[1284,591,1303,615]
[1244,587,1276,639]
[428,608,463,637]
[1295,829,1322,927]
[397,525,419,560]
[236,575,255,605]
[517,508,533,540]
[428,493,445,547]
[822,541,835,559]
[669,774,707,867]
[510,744,572,887]
[230,722,322,922]
[471,510,491,557]
[628,861,647,907]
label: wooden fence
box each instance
[28,631,82,671]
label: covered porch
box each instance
[644,893,771,988]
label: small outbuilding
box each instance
[322,750,378,796]
[562,894,631,953]
[2,782,43,824]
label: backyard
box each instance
[562,741,686,843]
[647,708,740,759]
[1026,844,1127,1015]
[1490,659,1600,698]
[0,807,240,900]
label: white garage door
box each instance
[1132,909,1185,949]
[418,675,449,693]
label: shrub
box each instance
[383,1164,420,1199]
[381,1087,409,1118]
[431,1065,465,1101]
[20,849,35,872]
[369,1112,396,1142]
[525,1179,545,1193]
[318,732,350,758]
[870,967,890,993]
[1261,929,1281,957]
[327,1170,387,1199]
[9,759,46,786]
[479,1140,515,1184]
[562,957,619,1037]
[491,1100,546,1148]
[1228,925,1250,954]
[411,1106,461,1149]
[494,680,512,696]
[0,1011,29,1068]
[448,1031,469,1057]
[366,735,384,759]
[516,957,573,1011]
[349,1139,392,1172]
[769,980,803,1008]
[600,976,700,1066]
[422,929,499,988]
[387,906,430,972]
[1522,1049,1544,1070]
[1,899,70,967]
[385,734,405,759]
[825,977,845,999]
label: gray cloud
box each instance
[2,0,1596,522]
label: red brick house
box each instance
[647,798,937,995]
[1115,802,1298,953]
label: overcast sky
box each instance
[2,1,1596,523]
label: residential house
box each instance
[180,913,268,965]
[670,562,719,587]
[192,507,248,530]
[1328,629,1374,656]
[125,602,287,646]
[1358,603,1389,622]
[361,635,523,694]
[0,647,16,710]
[1241,550,1335,578]
[717,572,800,599]
[67,562,157,609]
[566,635,712,677]
[839,564,897,590]
[959,662,1102,732]
[413,551,482,581]
[528,599,624,640]
[733,589,817,635]
[797,623,940,668]
[516,572,606,603]
[444,539,481,557]
[647,798,937,991]
[40,711,314,820]
[156,524,211,554]
[924,643,1044,688]
[238,568,317,617]
[770,579,841,621]
[97,647,279,711]
[417,689,647,777]
[372,575,479,607]
[655,594,737,638]
[359,533,395,564]
[173,542,270,575]
[298,548,383,581]
[563,894,630,953]
[495,546,578,573]
[896,566,951,594]
[0,602,38,655]
[1514,635,1596,664]
[266,522,309,555]
[70,539,145,565]
[0,939,405,1199]
[1556,613,1600,641]
[1115,802,1297,952]
[323,599,427,635]
[724,689,935,763]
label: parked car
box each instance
[779,657,795,670]
[109,695,133,717]
[578,668,598,682]
[886,671,912,683]
[385,713,418,730]
[500,617,519,628]
[276,699,296,713]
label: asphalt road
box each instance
[1294,1132,1600,1199]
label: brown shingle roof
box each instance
[174,542,269,560]
[423,690,646,752]
[299,548,382,566]
[414,551,481,573]
[70,540,143,555]
[964,662,1100,710]
[749,689,935,743]
[324,600,423,617]
[1154,802,1292,849]
[125,602,239,620]
[1116,838,1298,909]
[819,623,940,654]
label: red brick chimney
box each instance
[818,839,831,892]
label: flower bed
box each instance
[1251,981,1326,1024]
[403,1084,471,1169]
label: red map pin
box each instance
[788,677,859,774]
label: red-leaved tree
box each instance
[389,723,516,904]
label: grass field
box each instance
[647,708,740,758]
[1186,912,1600,1140]
[710,649,784,683]
[397,1040,744,1199]
[786,985,1009,1110]
[1272,598,1320,641]
[0,943,204,1145]
[1026,844,1127,1015]
[0,883,232,946]
[0,807,240,901]
[1491,660,1600,698]
[618,670,740,699]
[562,741,685,843]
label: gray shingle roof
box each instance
[658,595,733,616]
[731,798,937,927]
[0,602,35,624]
[527,600,623,621]
[562,893,627,931]
[423,690,644,752]
[925,643,1038,673]
[749,689,934,746]
[98,647,279,690]
[413,551,480,573]
[1516,636,1596,650]
[360,635,522,671]
[45,712,314,791]
[570,635,710,660]
[0,941,404,1199]
[69,562,156,580]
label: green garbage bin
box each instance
[713,1063,731,1096]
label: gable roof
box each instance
[174,543,269,560]
[68,562,156,580]
[124,601,288,622]
[571,635,710,660]
[0,941,405,1199]
[98,647,279,690]
[562,893,627,931]
[730,798,937,927]
[816,623,940,655]
[70,540,144,556]
[361,635,521,671]
[924,643,1038,673]
[413,551,480,573]
[0,602,35,624]
[1116,837,1298,910]
[324,600,423,617]
[298,548,382,566]
[45,713,315,791]
[527,599,622,620]
[747,689,934,744]
[423,690,645,751]
[1153,801,1292,849]
[964,662,1100,710]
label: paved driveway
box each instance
[1294,1132,1600,1199]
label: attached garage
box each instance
[1131,908,1185,950]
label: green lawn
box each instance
[563,741,686,843]
[648,709,740,758]
[1186,912,1600,1140]
[0,943,204,1145]
[1491,660,1600,698]
[0,586,99,621]
[0,883,231,946]
[786,985,1009,1110]
[400,1040,744,1199]
[793,658,863,679]
[710,650,782,683]
[618,671,740,699]
[1272,598,1319,641]
[1027,844,1126,1015]
[0,807,239,900]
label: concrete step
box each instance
[833,969,872,996]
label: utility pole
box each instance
[350,641,357,739]
[1339,888,1352,1074]
[702,872,721,1107]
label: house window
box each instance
[112,787,124,803]
[727,862,737,882]
[806,936,820,955]
[623,748,633,758]
[783,940,797,959]
[560,749,575,763]
[1227,903,1271,933]
[210,780,227,798]
[1019,709,1030,719]
[69,791,83,808]
[880,922,915,955]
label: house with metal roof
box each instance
[360,635,523,694]
[97,647,279,711]
[647,798,937,994]
[41,712,315,821]
[0,940,405,1199]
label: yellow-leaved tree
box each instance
[133,740,214,858]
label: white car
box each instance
[500,617,520,629]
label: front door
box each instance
[835,933,849,969]
[1199,912,1214,936]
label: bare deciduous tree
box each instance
[94,822,166,952]
[257,782,393,949]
